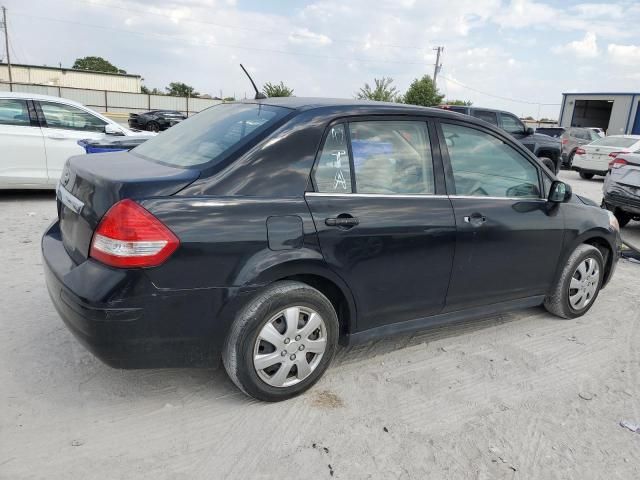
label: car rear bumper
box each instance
[604,191,640,216]
[572,166,608,176]
[42,220,255,368]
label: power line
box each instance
[10,11,432,66]
[441,74,560,106]
[69,0,429,51]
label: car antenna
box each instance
[240,64,267,100]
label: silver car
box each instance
[561,127,602,167]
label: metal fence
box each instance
[0,81,221,117]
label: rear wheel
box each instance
[147,121,160,133]
[567,151,575,168]
[579,172,594,180]
[544,244,604,319]
[223,281,339,402]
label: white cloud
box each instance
[493,0,558,28]
[607,44,640,65]
[570,3,624,19]
[552,32,599,58]
[288,28,332,46]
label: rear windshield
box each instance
[133,103,290,168]
[590,137,639,148]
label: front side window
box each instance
[312,124,352,193]
[500,114,525,134]
[442,123,540,198]
[471,110,498,126]
[349,121,435,194]
[40,102,107,132]
[134,103,289,168]
[0,99,31,126]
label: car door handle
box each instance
[464,213,486,227]
[47,134,68,140]
[325,215,359,228]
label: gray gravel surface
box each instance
[1,171,639,479]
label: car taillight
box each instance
[575,148,586,155]
[608,151,624,159]
[90,199,179,268]
[562,138,568,144]
[609,158,628,169]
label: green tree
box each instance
[72,56,126,74]
[445,99,473,106]
[223,96,236,102]
[166,82,199,97]
[356,77,401,102]
[263,81,294,97]
[403,75,444,107]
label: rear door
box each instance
[36,100,109,185]
[0,98,47,186]
[437,120,564,310]
[305,119,456,331]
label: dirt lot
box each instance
[1,171,639,479]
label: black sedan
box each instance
[44,99,621,401]
[128,110,186,132]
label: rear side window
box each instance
[0,99,30,126]
[39,101,107,132]
[133,103,289,168]
[349,121,435,194]
[442,123,540,198]
[313,124,353,193]
[471,110,498,126]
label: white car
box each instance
[572,134,640,180]
[0,92,153,189]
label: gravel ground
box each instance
[1,171,640,479]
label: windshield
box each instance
[590,137,640,148]
[133,103,290,168]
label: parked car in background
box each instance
[536,127,565,138]
[0,92,154,189]
[44,98,620,402]
[78,136,150,154]
[572,135,640,179]
[128,110,186,132]
[602,151,640,227]
[560,127,602,167]
[438,105,562,172]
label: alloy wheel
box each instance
[253,306,327,388]
[568,257,600,310]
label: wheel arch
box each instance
[247,260,358,338]
[557,230,617,288]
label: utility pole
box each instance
[432,46,444,90]
[1,6,11,91]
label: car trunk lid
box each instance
[583,144,631,170]
[57,151,199,264]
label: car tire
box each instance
[147,121,160,133]
[614,210,632,228]
[567,151,575,168]
[544,244,604,319]
[579,172,594,180]
[539,156,557,174]
[222,281,339,402]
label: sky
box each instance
[2,0,640,118]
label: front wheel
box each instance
[544,244,604,319]
[223,281,339,402]
[579,172,595,180]
[147,121,160,133]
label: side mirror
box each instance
[104,124,124,136]
[548,180,572,203]
[526,127,535,136]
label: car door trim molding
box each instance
[306,192,546,201]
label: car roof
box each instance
[236,96,475,120]
[0,91,89,109]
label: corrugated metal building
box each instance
[559,93,640,135]
[0,63,141,93]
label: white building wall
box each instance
[0,64,141,92]
[559,93,638,135]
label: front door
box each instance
[305,120,456,331]
[36,100,108,185]
[438,121,565,310]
